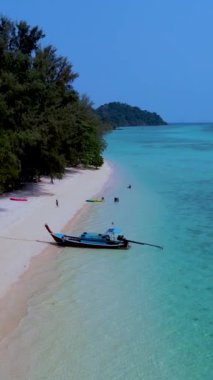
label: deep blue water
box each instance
[6,124,213,379]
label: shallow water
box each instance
[2,124,213,379]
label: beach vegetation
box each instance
[0,16,105,192]
[0,132,21,192]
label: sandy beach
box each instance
[0,162,111,301]
[0,161,112,377]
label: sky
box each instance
[1,0,213,122]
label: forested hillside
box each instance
[96,102,167,127]
[0,17,105,193]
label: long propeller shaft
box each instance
[126,239,163,250]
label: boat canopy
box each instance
[106,227,122,235]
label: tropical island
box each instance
[96,102,167,128]
[0,16,166,193]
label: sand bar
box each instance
[0,162,111,299]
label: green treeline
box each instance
[96,102,167,128]
[0,17,105,193]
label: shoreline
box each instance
[0,161,112,342]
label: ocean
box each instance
[3,124,213,379]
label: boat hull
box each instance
[54,235,128,249]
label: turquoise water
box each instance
[5,124,213,379]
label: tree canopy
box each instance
[95,102,167,128]
[0,17,104,193]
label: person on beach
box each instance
[56,199,59,207]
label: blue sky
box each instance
[1,0,213,122]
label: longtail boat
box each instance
[45,224,129,249]
[45,225,163,250]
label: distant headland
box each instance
[95,102,167,128]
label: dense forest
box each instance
[0,17,105,193]
[96,102,167,127]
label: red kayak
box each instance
[10,197,28,201]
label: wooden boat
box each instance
[45,224,163,250]
[45,224,129,249]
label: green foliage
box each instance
[0,17,105,193]
[66,96,105,167]
[0,132,21,192]
[96,102,167,128]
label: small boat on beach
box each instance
[45,224,128,249]
[45,224,163,250]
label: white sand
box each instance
[0,162,111,299]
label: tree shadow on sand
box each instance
[8,167,83,198]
